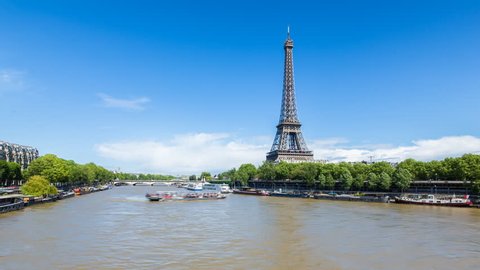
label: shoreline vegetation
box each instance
[218,154,480,194]
[2,153,480,214]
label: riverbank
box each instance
[0,184,112,214]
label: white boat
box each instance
[394,194,473,207]
[185,182,205,191]
[202,183,232,193]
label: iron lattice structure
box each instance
[266,30,314,163]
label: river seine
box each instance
[1,186,479,269]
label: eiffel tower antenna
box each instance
[266,29,314,163]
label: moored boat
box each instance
[394,194,473,207]
[0,194,25,214]
[59,190,75,199]
[232,188,270,196]
[313,192,389,203]
[270,190,310,198]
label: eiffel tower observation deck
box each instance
[266,28,314,163]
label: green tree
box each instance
[324,173,336,190]
[6,162,22,183]
[0,160,8,184]
[351,174,365,191]
[257,162,276,180]
[369,161,395,176]
[366,172,378,190]
[392,168,413,192]
[200,172,212,180]
[338,168,353,190]
[472,179,480,194]
[234,170,249,186]
[21,175,58,196]
[274,161,291,180]
[317,173,326,189]
[237,163,257,180]
[189,175,197,181]
[26,154,71,185]
[375,172,392,191]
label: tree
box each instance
[324,173,336,190]
[6,162,22,184]
[366,172,378,190]
[237,164,257,180]
[21,175,58,196]
[472,179,480,194]
[199,172,212,181]
[317,173,326,189]
[0,160,8,184]
[392,168,413,192]
[375,172,392,191]
[189,175,197,181]
[257,162,276,180]
[369,161,395,176]
[0,160,22,186]
[338,168,353,190]
[25,154,71,185]
[274,161,291,180]
[234,170,249,186]
[352,174,365,191]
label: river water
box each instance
[0,186,479,270]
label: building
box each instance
[266,29,314,163]
[0,141,39,170]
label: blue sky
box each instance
[1,0,480,174]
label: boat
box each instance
[232,188,270,196]
[185,182,205,191]
[313,192,389,203]
[394,194,473,207]
[202,183,232,193]
[0,194,25,214]
[183,192,227,200]
[146,191,226,202]
[270,190,310,198]
[59,190,75,199]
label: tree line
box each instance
[24,154,115,187]
[0,160,22,186]
[217,154,480,193]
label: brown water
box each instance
[1,186,479,270]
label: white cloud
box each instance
[0,69,25,93]
[95,134,480,174]
[95,133,269,174]
[311,135,480,163]
[98,93,150,110]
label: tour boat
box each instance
[185,182,205,191]
[232,188,270,196]
[394,194,473,207]
[202,183,232,193]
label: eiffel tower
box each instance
[266,28,314,162]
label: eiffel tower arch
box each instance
[266,29,314,163]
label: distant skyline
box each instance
[1,0,480,174]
